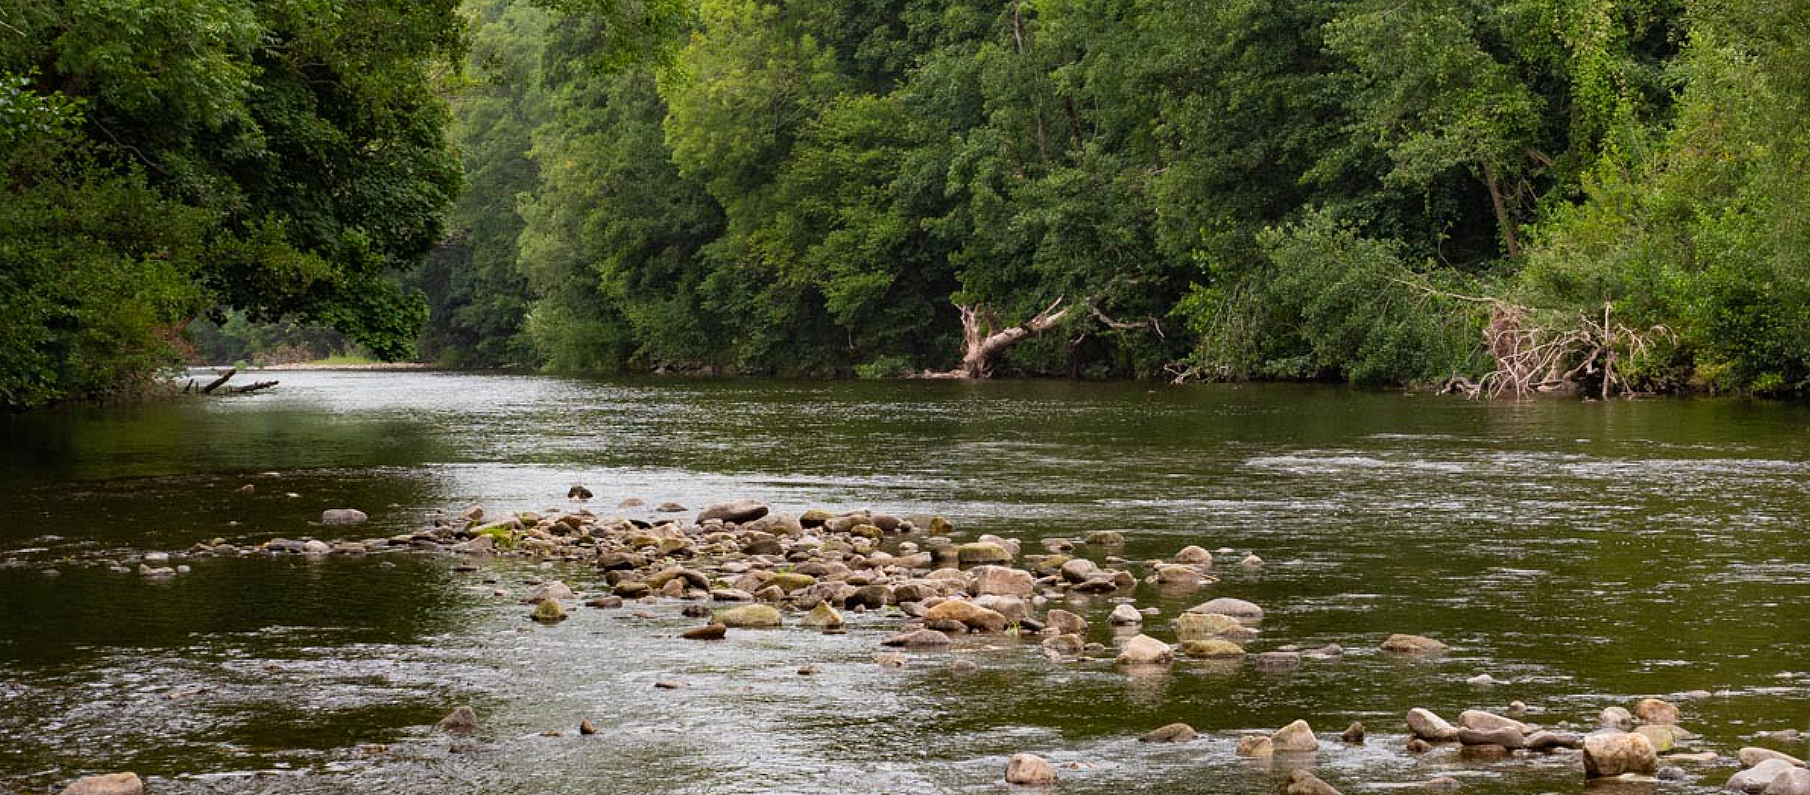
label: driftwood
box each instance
[927,296,1164,379]
[192,368,278,396]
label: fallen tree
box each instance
[925,296,1162,379]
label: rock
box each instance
[1635,724,1684,753]
[531,599,567,623]
[1153,564,1206,586]
[1381,634,1447,654]
[1656,765,1687,781]
[1241,554,1264,568]
[1180,639,1246,659]
[958,542,1012,565]
[437,705,479,735]
[1764,767,1810,795]
[58,773,143,795]
[1280,769,1343,795]
[1634,697,1680,725]
[1042,633,1085,657]
[1341,722,1366,744]
[1466,674,1501,686]
[1271,719,1319,752]
[1458,709,1531,734]
[1406,708,1461,742]
[321,508,368,525]
[1174,612,1252,641]
[1084,530,1126,546]
[681,624,727,640]
[1598,706,1634,730]
[567,484,593,500]
[524,581,576,604]
[1731,760,1800,793]
[1188,597,1262,619]
[1115,634,1173,666]
[797,665,819,676]
[1582,731,1658,778]
[1045,609,1087,635]
[766,571,817,592]
[579,718,598,734]
[925,600,1009,633]
[1457,726,1526,749]
[1173,545,1212,565]
[970,565,1035,596]
[881,629,952,647]
[697,499,768,524]
[715,604,783,628]
[800,603,844,629]
[302,539,331,554]
[1524,730,1581,750]
[1109,603,1143,625]
[586,596,624,609]
[1141,722,1197,743]
[1236,735,1274,757]
[1005,753,1058,785]
[1741,748,1808,768]
[654,680,687,689]
[1406,738,1434,754]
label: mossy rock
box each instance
[928,516,954,535]
[531,599,568,623]
[716,604,783,628]
[956,542,1011,565]
[800,602,844,628]
[799,509,833,527]
[1180,639,1245,659]
[848,523,884,540]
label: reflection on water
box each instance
[2,372,1809,793]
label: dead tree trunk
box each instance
[201,368,237,394]
[956,297,1072,378]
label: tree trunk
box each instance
[1482,160,1521,258]
[956,298,1071,378]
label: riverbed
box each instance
[2,371,1807,794]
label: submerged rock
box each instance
[697,500,768,524]
[681,624,727,640]
[1381,634,1447,654]
[1173,545,1212,565]
[321,508,368,525]
[531,599,567,623]
[1174,612,1252,641]
[437,705,480,735]
[1180,639,1245,659]
[1005,753,1058,785]
[1141,722,1197,743]
[881,629,952,647]
[1341,722,1366,744]
[1281,770,1344,795]
[1187,597,1262,619]
[1235,735,1273,757]
[58,773,143,795]
[1084,530,1126,546]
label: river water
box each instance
[1,371,1807,794]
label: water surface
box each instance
[2,372,1808,794]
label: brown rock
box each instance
[58,773,143,795]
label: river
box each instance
[2,371,1807,794]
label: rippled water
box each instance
[3,372,1809,794]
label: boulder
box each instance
[1634,697,1680,725]
[1141,722,1197,743]
[1458,709,1531,734]
[1174,612,1252,641]
[766,572,817,593]
[1764,767,1810,795]
[1042,633,1085,657]
[1381,634,1447,654]
[321,508,368,525]
[1084,530,1126,546]
[924,600,1009,633]
[1406,708,1461,742]
[1741,748,1808,769]
[1173,545,1212,565]
[1524,730,1581,750]
[1153,564,1206,586]
[681,624,727,640]
[970,565,1035,596]
[1045,609,1087,635]
[1456,726,1526,749]
[958,542,1013,565]
[1059,557,1100,582]
[1582,731,1658,778]
[1731,760,1800,793]
[1005,753,1057,785]
[1281,770,1344,795]
[437,705,480,735]
[881,628,952,647]
[1188,597,1262,619]
[1109,603,1144,625]
[1341,723,1366,744]
[697,500,768,524]
[530,597,568,623]
[1115,634,1173,666]
[1599,706,1634,729]
[1236,735,1274,757]
[1634,724,1685,753]
[715,604,783,628]
[1180,639,1246,659]
[1271,719,1319,752]
[800,603,844,629]
[58,773,143,795]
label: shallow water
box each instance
[2,372,1808,794]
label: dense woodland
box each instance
[3,0,1809,408]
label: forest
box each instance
[4,0,1810,408]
